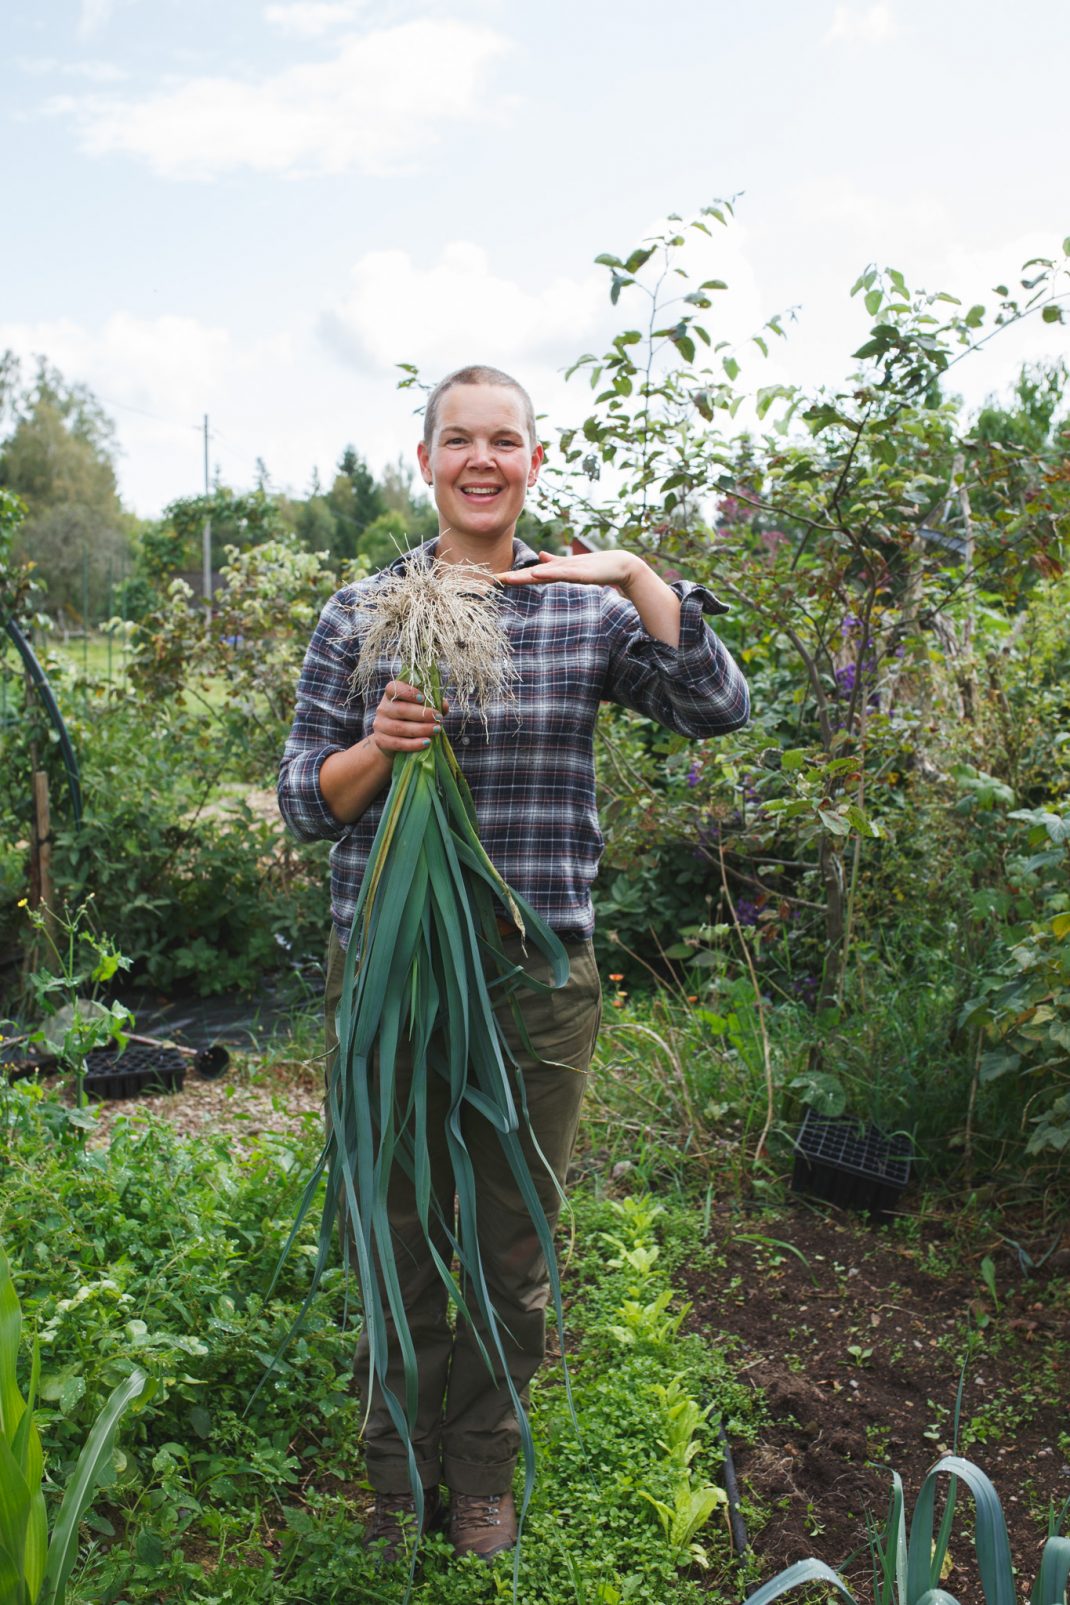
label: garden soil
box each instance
[685,1201,1070,1603]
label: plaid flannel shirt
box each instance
[278,538,750,946]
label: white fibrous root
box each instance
[349,556,516,717]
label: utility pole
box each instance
[202,414,212,619]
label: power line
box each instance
[90,389,203,435]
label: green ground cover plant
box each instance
[0,1081,761,1604]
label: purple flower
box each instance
[791,974,819,1005]
[686,761,701,789]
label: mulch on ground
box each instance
[686,1199,1070,1600]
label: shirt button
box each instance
[462,736,471,746]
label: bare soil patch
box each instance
[685,1200,1070,1600]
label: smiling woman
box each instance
[276,362,751,1569]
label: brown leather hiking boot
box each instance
[364,1487,443,1563]
[449,1490,517,1561]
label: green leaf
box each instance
[58,1375,85,1416]
[1041,305,1064,324]
[864,289,883,316]
[136,1529,165,1566]
[624,246,654,275]
[267,703,579,1566]
[722,356,740,381]
[979,1049,1021,1084]
[40,1368,152,1605]
[789,1071,846,1117]
[742,1557,861,1605]
[0,1250,25,1448]
[1032,1534,1070,1605]
[844,804,879,838]
[906,1457,1014,1605]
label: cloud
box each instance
[78,0,117,37]
[0,223,784,516]
[320,241,606,377]
[53,21,513,178]
[825,4,896,44]
[0,312,304,514]
[17,56,127,83]
[263,1,366,38]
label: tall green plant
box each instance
[0,1248,150,1605]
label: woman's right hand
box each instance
[371,679,449,754]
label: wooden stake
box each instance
[31,769,57,943]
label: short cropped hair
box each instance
[423,365,536,451]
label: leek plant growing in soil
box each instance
[272,558,573,1560]
[743,1455,1070,1605]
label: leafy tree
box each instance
[547,206,1070,1029]
[290,491,338,554]
[160,485,291,573]
[326,446,386,558]
[0,357,131,619]
[355,509,417,570]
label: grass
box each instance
[47,633,131,688]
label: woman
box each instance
[277,364,749,1563]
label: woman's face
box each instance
[417,383,542,549]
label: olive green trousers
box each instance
[324,926,601,1496]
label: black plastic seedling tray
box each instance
[82,1044,187,1101]
[791,1110,912,1217]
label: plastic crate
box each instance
[82,1044,186,1101]
[791,1109,912,1216]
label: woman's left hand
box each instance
[497,550,643,591]
[499,547,682,648]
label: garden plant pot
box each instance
[791,1109,912,1217]
[82,1043,187,1101]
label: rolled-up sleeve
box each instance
[601,580,750,736]
[278,589,362,843]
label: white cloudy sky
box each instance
[4,0,1068,515]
